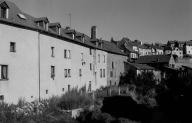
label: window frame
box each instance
[0,65,8,80]
[10,42,16,52]
[51,66,55,80]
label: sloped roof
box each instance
[102,40,125,55]
[0,0,98,49]
[126,62,155,70]
[135,55,171,64]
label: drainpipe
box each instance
[38,32,41,101]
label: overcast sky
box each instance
[12,0,192,43]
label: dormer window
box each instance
[35,17,49,31]
[49,23,61,35]
[0,2,9,19]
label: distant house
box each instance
[138,45,152,56]
[124,62,161,82]
[184,41,192,56]
[135,55,176,69]
[172,47,183,58]
[164,46,172,55]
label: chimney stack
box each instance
[91,26,96,39]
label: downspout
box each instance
[38,32,41,101]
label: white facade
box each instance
[186,45,192,55]
[0,23,39,103]
[0,23,112,103]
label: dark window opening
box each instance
[0,65,8,80]
[10,42,16,52]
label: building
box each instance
[0,0,127,103]
[172,47,183,58]
[138,45,152,56]
[124,62,161,82]
[135,55,176,69]
[102,40,127,86]
[184,41,192,56]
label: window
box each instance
[68,50,71,59]
[64,49,67,58]
[1,7,7,19]
[0,65,8,80]
[10,42,16,52]
[98,54,100,63]
[51,47,54,57]
[100,69,102,78]
[64,69,68,78]
[103,69,105,77]
[79,69,82,77]
[51,66,55,79]
[112,62,114,69]
[68,69,71,77]
[88,81,92,92]
[103,55,105,63]
[46,90,48,94]
[64,69,71,78]
[62,88,64,92]
[90,48,92,55]
[90,63,92,70]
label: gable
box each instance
[0,1,9,8]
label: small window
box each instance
[103,69,105,77]
[88,81,92,92]
[68,50,71,59]
[112,62,114,69]
[103,55,105,63]
[51,66,55,79]
[10,42,16,52]
[62,88,64,92]
[46,90,48,94]
[64,49,67,58]
[68,69,71,77]
[64,69,68,78]
[90,63,92,70]
[100,69,102,78]
[17,13,26,20]
[0,65,8,80]
[79,69,82,77]
[51,47,54,57]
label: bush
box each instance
[58,88,93,110]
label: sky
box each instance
[11,0,192,43]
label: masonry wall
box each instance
[107,53,127,86]
[94,49,108,89]
[39,34,95,99]
[0,24,39,103]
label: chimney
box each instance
[91,26,96,39]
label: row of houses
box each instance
[0,0,127,103]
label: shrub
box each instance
[58,88,93,110]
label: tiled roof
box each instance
[49,22,61,27]
[135,55,171,64]
[126,62,155,70]
[0,0,99,49]
[102,40,126,55]
[0,0,127,56]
